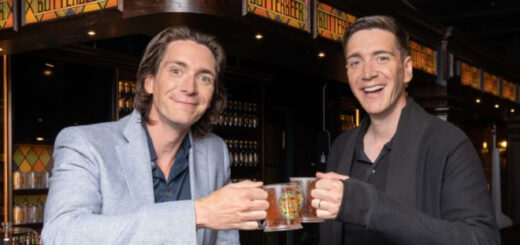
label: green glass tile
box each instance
[13,148,24,165]
[26,150,37,166]
[40,149,52,165]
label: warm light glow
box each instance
[355,109,360,127]
[0,47,3,52]
[43,70,52,76]
[482,142,488,149]
[475,98,481,104]
[36,137,45,142]
[494,104,500,109]
[511,108,515,113]
[318,51,326,58]
[254,33,263,40]
[87,30,96,36]
[499,140,507,148]
[45,63,55,68]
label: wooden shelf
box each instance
[14,222,43,227]
[13,189,48,195]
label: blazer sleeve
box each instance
[336,138,500,245]
[42,127,198,245]
[215,140,240,245]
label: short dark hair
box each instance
[134,26,227,137]
[343,15,409,58]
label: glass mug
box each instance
[260,183,303,232]
[290,177,324,223]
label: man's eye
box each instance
[199,76,213,83]
[348,60,360,68]
[171,68,181,75]
[376,56,390,62]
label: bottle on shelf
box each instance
[13,171,25,190]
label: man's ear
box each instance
[403,56,413,84]
[144,75,154,94]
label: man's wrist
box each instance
[194,198,208,229]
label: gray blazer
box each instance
[42,111,239,245]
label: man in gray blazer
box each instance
[42,26,268,245]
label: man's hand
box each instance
[311,172,349,219]
[195,180,268,230]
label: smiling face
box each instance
[345,29,413,118]
[145,40,216,131]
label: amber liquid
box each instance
[263,184,303,232]
[290,177,324,223]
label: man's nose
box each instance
[179,75,197,94]
[362,62,377,80]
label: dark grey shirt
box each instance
[343,122,394,245]
[143,124,191,202]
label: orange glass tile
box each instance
[33,160,46,173]
[19,160,32,172]
[19,145,31,155]
[33,146,44,156]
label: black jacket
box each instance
[320,98,500,245]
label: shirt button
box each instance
[166,191,172,197]
[371,169,376,174]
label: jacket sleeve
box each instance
[215,140,240,245]
[42,127,198,245]
[336,138,500,245]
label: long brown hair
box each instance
[134,26,227,137]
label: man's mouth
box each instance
[363,85,384,93]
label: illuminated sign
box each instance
[410,41,436,75]
[23,0,119,25]
[460,62,480,90]
[314,2,355,42]
[483,72,499,96]
[243,0,310,32]
[0,0,14,29]
[502,79,516,102]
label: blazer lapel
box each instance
[116,111,155,207]
[386,98,429,209]
[324,122,364,245]
[336,118,367,176]
[189,133,209,244]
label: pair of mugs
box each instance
[261,177,323,232]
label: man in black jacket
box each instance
[311,15,500,245]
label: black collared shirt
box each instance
[143,124,191,202]
[343,121,394,245]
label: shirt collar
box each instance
[142,123,191,164]
[355,118,394,152]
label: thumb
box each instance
[316,171,348,181]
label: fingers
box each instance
[235,221,262,230]
[245,187,268,200]
[316,207,337,219]
[310,178,345,220]
[311,198,341,219]
[232,180,264,188]
[239,210,267,221]
[316,171,349,181]
[246,199,269,212]
[315,178,343,192]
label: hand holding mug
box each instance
[310,172,349,219]
[195,180,268,230]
